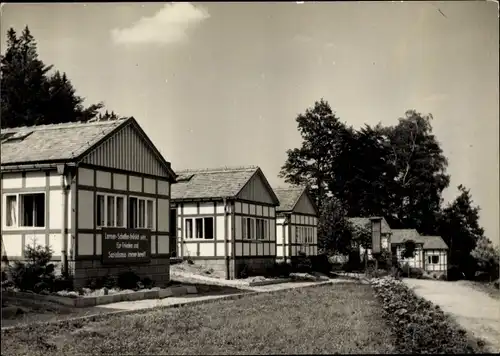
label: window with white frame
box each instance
[245,218,255,239]
[185,217,213,239]
[4,193,45,228]
[308,227,314,243]
[427,255,439,264]
[128,196,154,229]
[96,193,127,228]
[255,218,267,240]
[242,217,248,239]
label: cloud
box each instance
[111,3,210,46]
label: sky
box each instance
[1,2,499,245]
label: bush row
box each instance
[371,276,482,354]
[85,271,155,291]
[2,245,155,294]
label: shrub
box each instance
[7,245,60,293]
[141,276,155,289]
[264,261,292,278]
[294,252,312,273]
[53,273,74,292]
[379,250,393,269]
[310,254,332,274]
[366,267,389,278]
[371,276,480,354]
[238,263,249,279]
[399,263,424,279]
[447,265,464,281]
[86,274,119,290]
[117,270,141,290]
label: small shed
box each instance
[171,166,280,279]
[391,229,448,277]
[1,118,176,288]
[274,186,319,260]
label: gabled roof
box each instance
[348,216,392,235]
[0,118,176,179]
[391,229,448,250]
[390,229,420,243]
[274,186,319,215]
[420,236,449,250]
[171,166,279,204]
[274,186,304,212]
[1,119,126,165]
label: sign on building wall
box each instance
[371,219,382,254]
[101,228,151,264]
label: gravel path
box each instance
[404,278,500,352]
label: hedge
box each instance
[370,276,484,354]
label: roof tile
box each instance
[391,229,448,250]
[274,187,305,212]
[1,119,126,165]
[171,166,259,200]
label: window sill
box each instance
[2,226,46,231]
[183,238,215,241]
[96,226,150,230]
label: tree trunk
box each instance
[364,249,368,275]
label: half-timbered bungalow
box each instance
[171,166,280,279]
[274,186,319,261]
[1,118,176,288]
[391,229,448,278]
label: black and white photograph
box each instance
[0,1,498,355]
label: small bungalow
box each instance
[391,229,449,277]
[1,118,177,288]
[171,166,280,279]
[274,186,319,261]
[348,216,392,261]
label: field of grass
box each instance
[1,283,395,355]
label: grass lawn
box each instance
[460,280,500,300]
[1,283,395,355]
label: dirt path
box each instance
[404,278,500,352]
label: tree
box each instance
[95,110,120,121]
[348,221,374,272]
[331,123,396,218]
[471,236,500,282]
[1,27,53,128]
[279,99,351,211]
[317,196,352,255]
[401,240,417,259]
[1,26,103,128]
[381,110,450,234]
[438,185,485,279]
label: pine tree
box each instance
[1,26,103,128]
[1,27,53,127]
